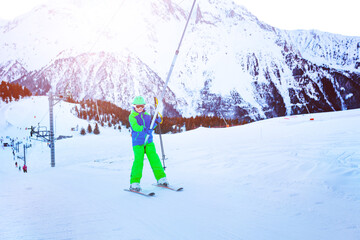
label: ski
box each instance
[124,189,155,197]
[153,184,183,191]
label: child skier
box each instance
[129,96,168,191]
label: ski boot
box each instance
[157,177,169,186]
[130,183,141,191]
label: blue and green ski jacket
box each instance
[129,109,155,146]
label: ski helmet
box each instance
[132,96,146,105]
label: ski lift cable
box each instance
[88,0,185,52]
[144,0,197,144]
[37,96,62,126]
[86,0,189,56]
[37,109,50,126]
[87,0,126,53]
[56,0,126,98]
[49,0,189,98]
[121,0,189,50]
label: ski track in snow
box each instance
[1,97,360,240]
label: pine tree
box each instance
[94,123,100,135]
[80,128,86,135]
[87,124,92,133]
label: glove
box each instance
[144,127,153,135]
[155,116,162,124]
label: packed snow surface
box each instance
[1,97,360,239]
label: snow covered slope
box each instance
[0,96,87,138]
[0,97,359,239]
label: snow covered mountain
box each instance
[0,0,359,120]
[15,51,183,116]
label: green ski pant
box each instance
[130,142,166,184]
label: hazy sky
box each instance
[235,0,360,36]
[0,0,46,19]
[0,0,359,37]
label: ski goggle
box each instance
[135,105,145,108]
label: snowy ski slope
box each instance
[0,97,360,239]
